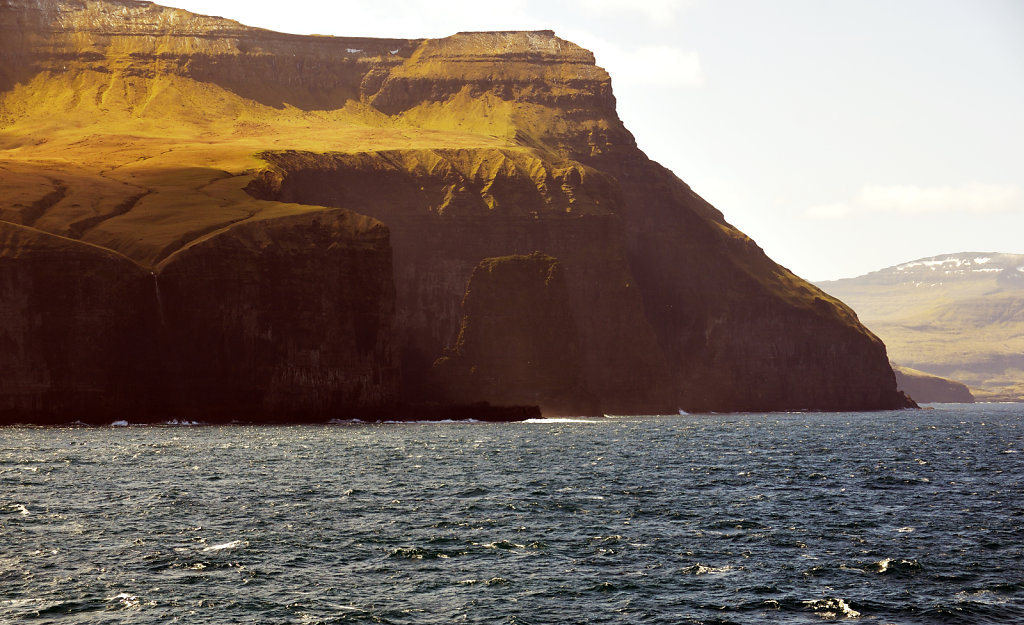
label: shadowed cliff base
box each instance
[0,0,915,419]
[253,148,913,414]
[0,403,540,426]
[433,253,600,416]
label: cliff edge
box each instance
[0,0,914,419]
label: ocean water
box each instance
[1,404,1022,624]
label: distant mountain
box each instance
[817,253,1024,402]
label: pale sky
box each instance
[169,0,1024,281]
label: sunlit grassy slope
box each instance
[0,61,516,267]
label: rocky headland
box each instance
[892,365,975,404]
[0,0,914,423]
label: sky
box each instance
[169,0,1024,281]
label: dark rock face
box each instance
[0,212,401,424]
[155,210,399,421]
[434,253,598,416]
[0,0,915,419]
[254,148,911,414]
[893,366,975,404]
[606,161,913,412]
[242,29,914,414]
[254,149,674,415]
[0,222,157,422]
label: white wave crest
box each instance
[202,540,243,552]
[108,592,140,608]
[802,597,861,619]
[682,563,736,575]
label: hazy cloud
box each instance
[860,184,1022,214]
[172,0,546,38]
[806,183,1023,220]
[608,45,703,87]
[571,0,694,23]
[560,30,703,87]
[805,202,853,220]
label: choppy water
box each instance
[1,404,1022,624]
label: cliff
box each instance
[434,253,599,416]
[0,206,399,424]
[154,210,399,421]
[892,366,975,404]
[0,0,914,419]
[250,148,673,414]
[0,221,158,422]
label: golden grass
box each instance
[0,63,518,268]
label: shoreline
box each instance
[0,402,541,427]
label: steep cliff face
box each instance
[0,207,399,423]
[251,149,673,413]
[0,0,913,417]
[0,221,158,422]
[247,39,910,413]
[155,210,398,420]
[434,253,598,416]
[606,160,909,412]
[1,1,409,422]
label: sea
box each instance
[1,403,1021,624]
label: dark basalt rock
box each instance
[434,253,599,416]
[0,222,158,423]
[0,0,916,420]
[254,149,673,415]
[0,212,407,425]
[154,210,399,421]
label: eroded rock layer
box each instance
[0,0,914,419]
